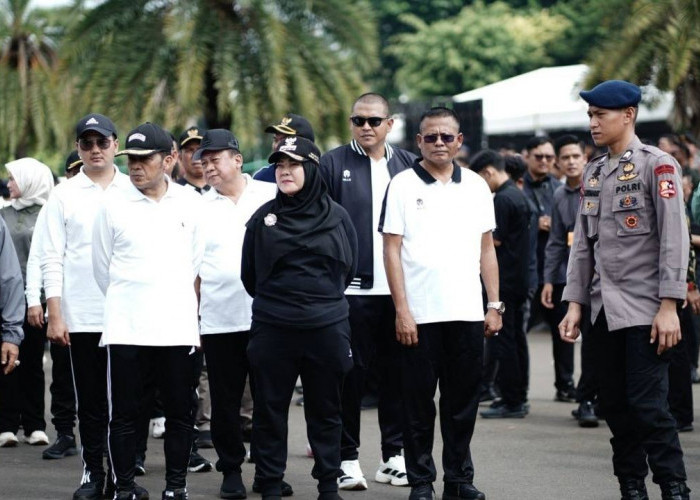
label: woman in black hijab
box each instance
[242,136,358,500]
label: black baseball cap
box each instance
[192,129,240,161]
[116,122,173,157]
[265,114,315,142]
[75,113,117,139]
[64,150,83,173]
[178,126,205,148]
[268,136,321,166]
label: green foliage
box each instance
[62,0,378,157]
[585,0,700,133]
[387,1,569,98]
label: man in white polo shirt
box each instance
[92,122,203,500]
[380,107,502,500]
[194,129,277,499]
[41,113,132,500]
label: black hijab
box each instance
[247,161,354,283]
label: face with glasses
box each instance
[350,101,393,154]
[417,116,462,170]
[526,142,555,180]
[76,131,118,171]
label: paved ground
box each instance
[0,330,697,499]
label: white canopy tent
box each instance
[452,65,674,136]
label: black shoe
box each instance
[135,457,146,476]
[661,481,691,500]
[43,434,78,459]
[443,482,485,500]
[73,480,105,500]
[480,403,526,419]
[253,480,293,497]
[161,488,188,500]
[409,484,435,500]
[554,387,577,403]
[360,393,379,410]
[134,485,150,500]
[619,477,648,500]
[187,451,212,472]
[676,422,694,432]
[577,401,599,428]
[221,472,247,499]
[198,430,214,449]
[318,493,342,500]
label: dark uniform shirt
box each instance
[522,171,561,286]
[543,182,581,285]
[493,179,531,298]
[562,137,688,331]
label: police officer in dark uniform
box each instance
[560,80,691,500]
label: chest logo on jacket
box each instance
[416,198,424,210]
[617,163,638,182]
[342,170,352,182]
[619,195,638,209]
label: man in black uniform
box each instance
[320,93,416,491]
[560,80,691,500]
[177,126,210,193]
[469,150,532,419]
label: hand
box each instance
[540,283,554,309]
[651,299,681,355]
[484,309,502,338]
[395,309,418,346]
[47,316,70,347]
[538,215,552,232]
[559,302,582,343]
[1,342,19,375]
[27,305,45,328]
[687,288,700,315]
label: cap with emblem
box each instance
[265,114,315,142]
[178,126,205,148]
[75,113,117,139]
[579,80,642,109]
[192,129,240,161]
[268,136,321,166]
[64,150,83,174]
[116,122,172,157]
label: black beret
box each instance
[580,80,642,109]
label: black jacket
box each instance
[319,140,416,289]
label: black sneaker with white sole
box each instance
[187,451,212,472]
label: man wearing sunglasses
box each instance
[319,93,416,492]
[38,113,132,500]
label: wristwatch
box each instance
[486,301,506,315]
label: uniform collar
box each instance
[125,175,178,202]
[207,173,254,201]
[74,165,126,189]
[412,159,461,184]
[602,135,643,177]
[350,139,394,161]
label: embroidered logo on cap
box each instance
[281,117,292,126]
[86,117,99,125]
[128,133,147,142]
[187,128,200,138]
[279,136,297,153]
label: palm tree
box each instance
[585,0,700,134]
[0,0,65,159]
[62,0,378,153]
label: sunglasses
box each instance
[350,116,388,127]
[78,137,112,151]
[533,154,555,161]
[421,133,456,144]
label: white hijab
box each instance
[5,158,54,210]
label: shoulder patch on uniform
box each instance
[654,164,675,176]
[659,179,677,198]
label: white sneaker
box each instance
[0,432,18,447]
[375,455,409,486]
[338,459,368,491]
[23,430,49,446]
[151,417,166,438]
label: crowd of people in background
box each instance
[0,83,696,500]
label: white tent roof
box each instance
[452,64,673,135]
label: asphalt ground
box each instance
[0,330,697,500]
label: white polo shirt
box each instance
[39,167,132,332]
[92,179,204,346]
[380,163,495,324]
[346,156,391,296]
[199,175,276,334]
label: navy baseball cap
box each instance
[580,80,642,109]
[75,113,117,139]
[64,150,83,174]
[269,136,321,165]
[265,114,315,142]
[178,126,205,148]
[117,122,172,157]
[193,129,240,161]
